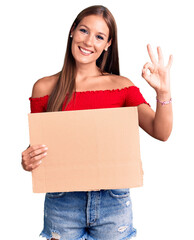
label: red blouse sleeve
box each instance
[125,86,150,107]
[29,95,49,113]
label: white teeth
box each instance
[80,47,92,54]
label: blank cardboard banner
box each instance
[28,107,143,193]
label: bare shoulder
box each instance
[31,72,60,98]
[107,74,135,89]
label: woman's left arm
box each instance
[138,44,173,141]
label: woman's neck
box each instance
[75,62,102,82]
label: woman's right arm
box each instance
[22,78,49,171]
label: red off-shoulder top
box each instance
[29,86,150,113]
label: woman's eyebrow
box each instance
[79,24,107,37]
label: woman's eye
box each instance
[96,35,104,40]
[80,28,88,34]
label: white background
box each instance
[1,0,193,239]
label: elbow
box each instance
[152,122,173,142]
[158,136,169,142]
[154,131,172,142]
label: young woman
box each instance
[21,5,173,240]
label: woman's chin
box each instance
[74,57,95,65]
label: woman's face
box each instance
[71,15,111,66]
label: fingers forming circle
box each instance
[143,62,155,73]
[142,62,155,84]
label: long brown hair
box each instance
[46,5,120,112]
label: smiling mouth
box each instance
[78,46,94,55]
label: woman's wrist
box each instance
[155,90,172,106]
[156,90,171,102]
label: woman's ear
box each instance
[105,39,112,51]
[70,23,76,37]
[70,29,74,38]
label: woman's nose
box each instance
[83,34,93,46]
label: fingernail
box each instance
[42,144,46,147]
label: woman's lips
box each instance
[78,46,93,55]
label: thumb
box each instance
[142,62,154,84]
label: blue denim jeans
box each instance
[40,188,136,240]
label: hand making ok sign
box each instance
[142,44,173,95]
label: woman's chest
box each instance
[62,91,126,111]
